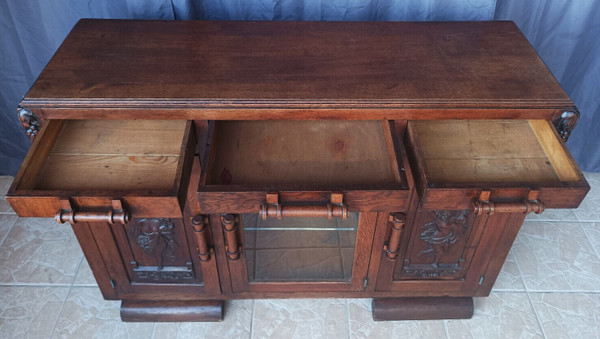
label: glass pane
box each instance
[242,212,358,282]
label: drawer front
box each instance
[405,119,589,210]
[198,120,410,213]
[7,119,196,218]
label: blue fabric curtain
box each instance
[1,0,598,174]
[495,0,600,171]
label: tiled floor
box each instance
[1,174,599,339]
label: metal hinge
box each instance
[478,275,485,285]
[363,277,368,291]
[110,279,116,289]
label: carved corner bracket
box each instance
[553,109,580,142]
[17,107,41,142]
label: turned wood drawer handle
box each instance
[221,214,241,260]
[260,192,349,220]
[472,190,545,215]
[55,199,130,224]
[191,215,211,262]
[383,213,405,260]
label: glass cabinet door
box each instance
[217,212,378,293]
[243,212,358,283]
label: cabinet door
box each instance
[394,209,480,280]
[211,210,378,293]
[375,200,527,296]
[72,215,220,299]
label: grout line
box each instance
[490,288,528,293]
[0,214,18,248]
[513,247,547,339]
[50,256,83,338]
[525,290,600,294]
[345,299,351,339]
[575,213,600,263]
[443,319,451,339]
[580,225,600,263]
[49,279,73,338]
[0,282,73,287]
[72,256,85,286]
[150,323,157,339]
[249,299,256,339]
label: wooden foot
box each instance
[121,300,224,322]
[372,297,473,321]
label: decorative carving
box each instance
[418,210,469,267]
[553,110,579,142]
[134,265,195,281]
[191,215,211,262]
[402,265,461,278]
[17,107,41,142]
[130,218,178,268]
[384,213,405,260]
[221,214,241,260]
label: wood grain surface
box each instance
[22,20,572,118]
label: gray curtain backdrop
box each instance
[1,0,598,175]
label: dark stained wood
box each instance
[120,300,223,322]
[70,222,118,299]
[5,20,591,322]
[405,119,589,210]
[7,120,196,218]
[23,20,573,120]
[372,297,473,321]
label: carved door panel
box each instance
[394,209,481,280]
[112,218,202,284]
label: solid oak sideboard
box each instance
[7,19,589,322]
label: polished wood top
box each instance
[22,19,572,118]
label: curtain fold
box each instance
[494,0,600,171]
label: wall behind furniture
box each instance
[2,0,597,174]
[495,0,600,171]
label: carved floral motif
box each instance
[130,218,178,268]
[134,268,194,281]
[17,107,41,142]
[553,110,579,142]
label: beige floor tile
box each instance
[575,172,600,222]
[0,217,82,284]
[0,214,18,246]
[348,298,445,338]
[530,293,600,339]
[513,221,600,291]
[525,209,578,222]
[492,251,526,291]
[445,293,543,338]
[73,259,97,286]
[252,299,348,339]
[580,222,600,258]
[52,287,153,339]
[153,300,252,339]
[0,286,69,339]
[0,176,15,214]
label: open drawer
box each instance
[198,120,409,213]
[7,119,195,219]
[405,119,589,210]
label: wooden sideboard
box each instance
[7,19,589,321]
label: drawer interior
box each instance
[205,120,405,189]
[17,120,189,191]
[409,119,581,186]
